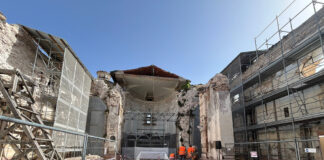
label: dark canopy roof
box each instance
[122,65,180,78]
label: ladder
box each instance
[290,88,308,115]
[0,69,62,160]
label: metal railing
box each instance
[242,0,324,81]
[224,138,323,160]
[0,115,116,160]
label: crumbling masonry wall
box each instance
[0,13,62,159]
[90,75,124,157]
[0,14,55,122]
[176,86,199,147]
[199,74,234,160]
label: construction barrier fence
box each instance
[0,115,116,160]
[224,139,323,160]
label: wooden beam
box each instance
[0,69,15,75]
[17,72,35,103]
[10,74,18,94]
[0,123,17,139]
[0,79,47,160]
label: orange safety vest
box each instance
[169,153,175,158]
[188,147,194,153]
[187,147,193,158]
[179,146,186,155]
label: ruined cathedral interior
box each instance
[1,0,324,159]
[89,65,232,159]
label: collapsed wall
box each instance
[0,13,53,160]
[0,12,56,123]
[1,11,95,159]
[199,74,234,160]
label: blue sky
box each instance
[1,0,315,84]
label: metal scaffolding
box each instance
[222,0,324,159]
[0,25,93,159]
[123,111,177,147]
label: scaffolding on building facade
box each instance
[222,0,324,159]
[0,25,94,159]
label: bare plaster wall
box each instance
[199,73,234,160]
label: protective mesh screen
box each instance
[53,48,91,148]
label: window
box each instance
[284,107,289,117]
[1,102,6,106]
[231,72,239,81]
[110,136,116,141]
[144,113,152,125]
[145,92,154,101]
[233,94,240,104]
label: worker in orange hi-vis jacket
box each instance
[192,146,198,160]
[169,153,175,160]
[187,145,194,159]
[178,144,186,160]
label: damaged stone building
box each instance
[0,12,92,159]
[1,1,324,160]
[88,65,234,159]
[0,11,234,159]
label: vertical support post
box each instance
[312,0,324,56]
[82,134,88,160]
[317,138,324,160]
[189,112,191,145]
[289,18,297,46]
[32,38,41,76]
[258,70,270,160]
[114,140,117,160]
[163,116,166,147]
[265,38,271,60]
[273,101,282,160]
[10,73,18,94]
[238,56,248,142]
[47,41,53,67]
[255,27,270,160]
[135,113,138,148]
[276,15,300,160]
[255,38,259,60]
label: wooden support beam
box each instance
[13,147,34,160]
[17,72,35,103]
[0,79,47,160]
[5,136,29,160]
[0,123,17,139]
[0,69,16,75]
[10,74,18,94]
[0,71,63,160]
